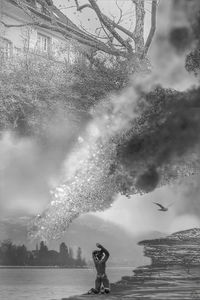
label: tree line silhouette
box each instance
[0,240,87,267]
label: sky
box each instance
[53,0,152,41]
[57,0,200,237]
[51,0,200,237]
[0,0,199,253]
[95,183,200,236]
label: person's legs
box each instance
[88,288,99,294]
[102,274,110,293]
[94,275,102,293]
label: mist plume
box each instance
[2,0,200,240]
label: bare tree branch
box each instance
[143,0,157,56]
[115,0,123,24]
[79,22,108,40]
[88,0,132,53]
[9,1,107,42]
[7,0,157,61]
[1,12,128,58]
[74,0,92,11]
[74,0,134,51]
[95,26,103,37]
[133,0,145,53]
[111,20,135,40]
[100,23,114,45]
[35,0,57,24]
[0,20,35,28]
[13,0,41,23]
[11,0,96,44]
[59,5,77,11]
[73,0,140,49]
[74,0,135,41]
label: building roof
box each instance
[6,0,99,47]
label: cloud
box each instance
[95,187,175,235]
[4,0,200,241]
[169,214,200,233]
[0,116,81,218]
[96,181,200,236]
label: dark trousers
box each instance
[95,274,110,292]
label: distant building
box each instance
[0,0,92,63]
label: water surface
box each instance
[0,267,134,300]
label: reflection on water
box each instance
[2,265,200,299]
[0,267,134,300]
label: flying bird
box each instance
[153,202,173,212]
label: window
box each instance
[0,37,12,59]
[23,37,29,51]
[14,47,22,57]
[37,33,51,54]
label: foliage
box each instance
[0,55,130,137]
[115,86,200,195]
[185,7,200,75]
[0,240,86,267]
[70,58,129,105]
[0,56,76,136]
[185,49,200,75]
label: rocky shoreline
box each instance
[65,228,200,300]
[139,228,200,266]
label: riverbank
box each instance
[65,228,200,300]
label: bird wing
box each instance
[153,202,165,209]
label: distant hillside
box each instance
[0,214,165,267]
[59,214,165,267]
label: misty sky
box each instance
[50,0,200,237]
[95,182,200,235]
[0,0,200,250]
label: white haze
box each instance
[96,0,200,235]
[0,0,200,240]
[95,183,200,236]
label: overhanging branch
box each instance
[74,0,135,41]
[0,20,35,28]
[6,0,156,59]
[88,0,133,53]
[74,0,92,11]
[1,20,128,57]
[133,0,145,53]
[143,0,157,56]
